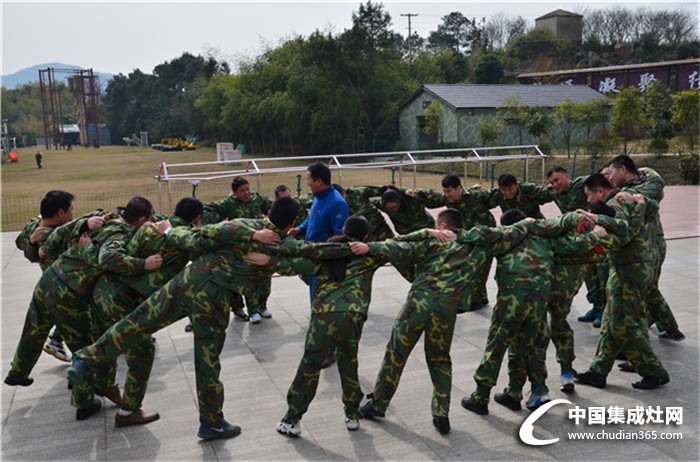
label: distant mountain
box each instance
[1,63,114,89]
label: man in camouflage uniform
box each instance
[575,174,670,390]
[374,187,435,234]
[356,209,529,435]
[605,155,684,342]
[274,184,311,229]
[12,190,75,364]
[462,209,608,415]
[276,215,411,437]
[88,197,204,427]
[335,185,394,241]
[202,176,273,323]
[546,166,608,327]
[415,174,497,311]
[69,198,354,439]
[488,173,554,219]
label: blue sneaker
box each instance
[197,420,241,440]
[577,308,597,323]
[592,311,603,328]
[67,358,89,387]
[560,373,575,393]
[525,393,551,410]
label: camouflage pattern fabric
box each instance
[551,176,589,214]
[344,186,394,241]
[365,224,529,417]
[488,182,555,219]
[371,188,435,234]
[620,168,677,332]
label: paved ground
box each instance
[1,186,698,461]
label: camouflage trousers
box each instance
[645,236,678,332]
[230,277,271,315]
[76,264,233,426]
[472,289,549,404]
[462,256,492,310]
[8,269,114,409]
[590,262,667,377]
[91,274,154,411]
[547,264,585,374]
[370,291,457,418]
[283,311,366,424]
[583,261,608,312]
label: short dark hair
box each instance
[441,174,462,189]
[269,197,299,229]
[500,209,527,226]
[118,196,154,223]
[40,190,74,218]
[497,173,517,187]
[436,208,463,230]
[546,166,567,178]
[609,155,638,174]
[231,177,249,193]
[308,162,331,185]
[343,215,369,241]
[174,197,203,224]
[332,183,345,196]
[274,184,291,198]
[588,201,616,217]
[381,189,402,206]
[583,173,612,191]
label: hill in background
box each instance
[1,63,114,89]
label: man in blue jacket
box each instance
[289,162,349,367]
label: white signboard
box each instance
[216,143,242,163]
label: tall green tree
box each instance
[497,96,530,145]
[670,89,700,151]
[609,86,645,153]
[553,98,580,158]
[474,53,504,83]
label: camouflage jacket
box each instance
[418,187,497,228]
[202,192,272,224]
[372,188,435,234]
[166,218,354,295]
[116,215,202,298]
[619,167,665,237]
[42,214,149,296]
[552,175,589,213]
[294,194,313,226]
[345,186,394,241]
[364,224,528,308]
[600,192,655,265]
[488,182,554,219]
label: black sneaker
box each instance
[618,362,636,373]
[184,323,193,332]
[494,392,521,411]
[632,372,670,390]
[4,374,33,387]
[198,419,242,440]
[658,330,685,341]
[76,399,102,421]
[461,396,488,415]
[574,370,607,388]
[360,400,385,419]
[233,310,249,322]
[432,416,450,435]
[577,308,597,323]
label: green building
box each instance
[398,84,608,149]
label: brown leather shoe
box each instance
[96,385,123,407]
[115,409,161,428]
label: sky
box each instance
[1,0,697,76]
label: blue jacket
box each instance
[297,186,349,243]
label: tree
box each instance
[428,12,484,54]
[641,81,673,140]
[497,96,530,145]
[671,90,700,151]
[526,106,554,147]
[481,14,529,51]
[478,119,503,146]
[553,98,580,158]
[474,53,504,84]
[577,98,609,140]
[422,102,444,143]
[609,86,645,153]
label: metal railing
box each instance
[154,145,546,211]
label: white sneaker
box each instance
[250,313,262,324]
[345,418,359,431]
[261,309,272,318]
[525,392,551,410]
[43,339,71,362]
[276,420,301,437]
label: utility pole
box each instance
[401,13,418,57]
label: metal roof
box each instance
[536,9,583,20]
[418,84,606,110]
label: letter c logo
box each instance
[519,399,572,446]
